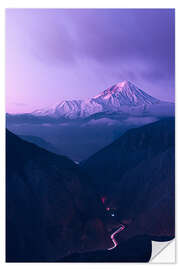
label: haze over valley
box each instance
[6,81,174,162]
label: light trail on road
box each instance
[108,224,125,250]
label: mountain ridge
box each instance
[6,81,175,162]
[81,118,175,240]
[31,81,162,119]
[6,129,111,261]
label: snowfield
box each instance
[31,80,172,120]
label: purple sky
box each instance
[6,9,175,113]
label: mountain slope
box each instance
[6,130,111,262]
[31,81,162,119]
[18,134,57,154]
[82,119,175,239]
[6,81,174,162]
[115,147,175,237]
[82,118,175,192]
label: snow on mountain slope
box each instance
[32,81,161,119]
[93,81,159,107]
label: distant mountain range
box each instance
[31,80,173,119]
[6,81,175,161]
[18,134,57,153]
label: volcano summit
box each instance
[31,81,163,119]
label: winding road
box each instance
[108,224,125,250]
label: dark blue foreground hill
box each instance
[60,236,152,262]
[82,118,175,240]
[6,130,111,262]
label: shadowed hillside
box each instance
[6,130,111,262]
[82,118,175,240]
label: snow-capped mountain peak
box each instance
[32,81,160,119]
[94,80,159,105]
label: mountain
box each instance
[31,80,170,119]
[116,147,175,239]
[6,81,174,162]
[18,135,57,154]
[82,118,175,190]
[60,236,152,262]
[6,130,111,262]
[82,118,175,239]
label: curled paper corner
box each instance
[150,239,175,263]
